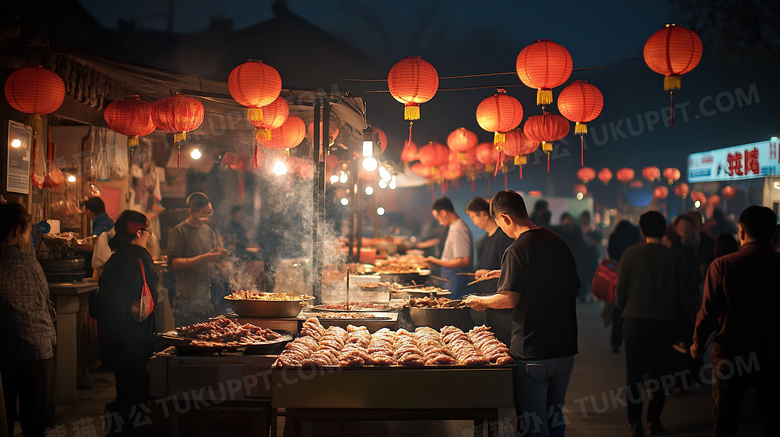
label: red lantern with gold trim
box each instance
[248,96,288,143]
[642,166,661,182]
[374,127,388,152]
[616,168,635,183]
[516,40,573,106]
[643,25,703,125]
[557,80,603,165]
[387,56,439,121]
[502,129,538,179]
[228,60,282,122]
[151,93,205,168]
[523,112,570,172]
[411,162,435,179]
[476,89,523,153]
[306,120,340,146]
[598,168,613,185]
[654,186,669,200]
[400,140,418,163]
[721,186,737,199]
[261,115,305,150]
[675,182,690,199]
[104,95,156,166]
[447,127,478,161]
[475,142,501,174]
[662,167,681,185]
[577,167,596,184]
[4,65,65,117]
[418,142,449,168]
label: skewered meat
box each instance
[468,325,514,365]
[174,319,281,345]
[228,290,314,301]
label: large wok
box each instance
[377,268,431,285]
[224,297,314,318]
[408,306,470,330]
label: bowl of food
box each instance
[224,290,315,318]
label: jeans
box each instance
[712,364,777,437]
[623,318,674,425]
[513,355,576,437]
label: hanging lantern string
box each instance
[408,122,414,149]
[580,136,584,167]
[343,56,642,83]
[670,91,675,126]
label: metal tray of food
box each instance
[225,297,314,318]
[408,306,471,330]
[156,329,293,355]
[311,303,393,312]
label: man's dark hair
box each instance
[639,210,667,239]
[533,199,549,213]
[490,190,529,220]
[186,192,210,210]
[83,197,106,214]
[673,214,696,227]
[0,202,31,242]
[738,205,777,244]
[431,197,455,213]
[465,197,490,215]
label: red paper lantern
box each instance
[558,80,604,165]
[447,127,478,159]
[674,182,690,199]
[374,127,388,152]
[5,65,66,117]
[502,129,539,179]
[573,184,587,196]
[523,112,570,171]
[598,168,613,184]
[248,95,289,144]
[708,194,721,207]
[442,161,464,180]
[387,56,439,121]
[261,115,305,150]
[475,142,501,173]
[654,186,669,199]
[616,168,635,183]
[411,162,435,179]
[152,93,205,168]
[662,167,681,184]
[516,40,573,105]
[400,140,418,163]
[103,95,155,147]
[721,186,737,199]
[642,166,661,182]
[306,120,340,146]
[643,25,703,91]
[528,191,543,197]
[418,142,449,168]
[576,167,596,184]
[325,153,341,174]
[476,89,524,148]
[690,190,707,205]
[228,60,282,110]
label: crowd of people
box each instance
[2,190,779,436]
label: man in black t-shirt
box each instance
[465,190,579,437]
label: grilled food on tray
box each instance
[408,296,460,308]
[318,303,388,311]
[274,318,513,367]
[306,312,378,319]
[227,290,314,301]
[173,319,282,346]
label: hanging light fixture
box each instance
[363,127,375,157]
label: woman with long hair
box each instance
[96,210,158,432]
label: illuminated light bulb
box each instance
[67,175,77,183]
[330,175,339,184]
[378,179,388,189]
[362,157,378,171]
[339,172,349,184]
[340,197,349,206]
[576,192,584,200]
[11,139,22,148]
[365,186,374,196]
[377,207,385,216]
[273,161,287,175]
[389,175,396,190]
[694,200,701,209]
[190,148,202,160]
[378,166,391,182]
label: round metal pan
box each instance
[224,297,313,318]
[377,269,430,285]
[310,303,393,312]
[156,329,293,355]
[408,306,470,330]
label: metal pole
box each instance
[312,100,322,303]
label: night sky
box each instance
[77,0,780,190]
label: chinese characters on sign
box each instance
[688,138,780,183]
[726,148,760,177]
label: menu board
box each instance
[6,120,32,194]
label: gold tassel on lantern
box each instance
[404,103,420,121]
[255,128,271,142]
[458,152,466,161]
[494,132,506,145]
[128,136,139,147]
[574,122,588,135]
[537,89,553,106]
[247,107,264,123]
[542,142,553,153]
[664,75,681,91]
[174,132,187,143]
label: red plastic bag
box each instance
[130,259,155,322]
[591,259,618,305]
